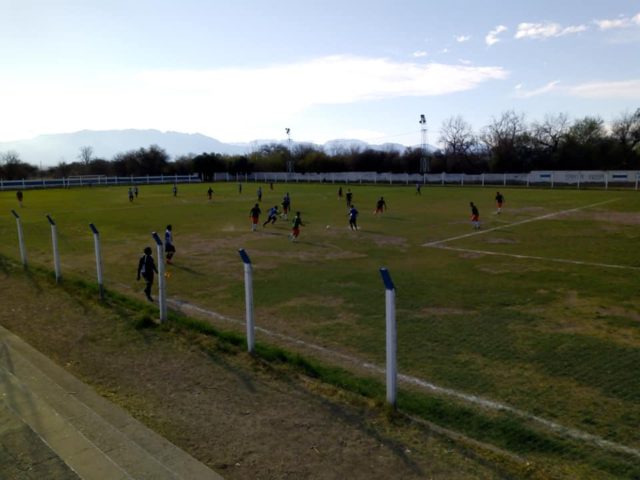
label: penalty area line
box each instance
[422,198,620,247]
[431,246,640,272]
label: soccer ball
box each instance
[325,225,330,229]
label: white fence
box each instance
[0,174,200,190]
[2,171,640,190]
[212,170,640,189]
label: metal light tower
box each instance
[285,128,293,173]
[419,114,429,173]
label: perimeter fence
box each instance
[2,170,640,191]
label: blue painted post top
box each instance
[46,214,55,226]
[11,210,19,219]
[151,232,163,246]
[238,248,251,264]
[379,267,395,290]
[89,223,99,235]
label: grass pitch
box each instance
[1,182,640,476]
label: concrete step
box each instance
[0,325,223,480]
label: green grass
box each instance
[2,182,640,476]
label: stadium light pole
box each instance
[379,267,397,407]
[238,249,255,353]
[89,223,105,300]
[151,232,167,323]
[419,114,429,174]
[11,210,27,268]
[46,214,62,283]
[285,128,293,174]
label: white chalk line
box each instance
[422,199,620,247]
[432,246,640,271]
[166,297,640,459]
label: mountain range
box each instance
[0,130,432,166]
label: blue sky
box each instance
[1,0,639,147]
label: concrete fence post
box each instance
[11,210,27,268]
[151,232,167,323]
[89,223,105,300]
[238,249,255,353]
[46,215,62,283]
[379,267,397,407]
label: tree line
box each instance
[1,109,638,180]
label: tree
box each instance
[439,116,477,157]
[1,151,38,179]
[611,108,640,151]
[481,111,531,172]
[78,146,94,165]
[531,113,570,152]
[438,116,482,172]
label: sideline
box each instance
[431,246,640,271]
[164,296,640,460]
[422,198,620,247]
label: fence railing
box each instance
[212,170,640,189]
[0,174,201,190]
[2,170,639,190]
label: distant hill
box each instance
[0,130,435,166]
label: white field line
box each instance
[166,297,640,459]
[422,199,620,247]
[433,246,640,271]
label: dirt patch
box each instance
[577,211,640,226]
[421,307,476,317]
[509,207,547,214]
[0,271,508,480]
[485,238,517,244]
[367,234,409,248]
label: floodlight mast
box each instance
[285,128,293,173]
[419,114,429,173]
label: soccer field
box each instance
[1,182,640,473]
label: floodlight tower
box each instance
[419,114,429,173]
[285,127,293,173]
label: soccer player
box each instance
[128,187,134,202]
[172,184,178,197]
[290,211,304,241]
[263,205,280,227]
[16,190,23,207]
[137,246,158,302]
[281,194,291,220]
[207,186,213,200]
[338,186,343,199]
[134,186,139,198]
[348,205,359,230]
[416,183,422,195]
[345,189,353,207]
[164,225,176,263]
[374,196,387,215]
[495,191,504,214]
[250,203,261,231]
[470,202,480,230]
[257,186,262,202]
[238,183,242,194]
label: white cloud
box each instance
[485,25,508,46]
[440,48,450,54]
[0,56,508,142]
[455,35,471,43]
[514,81,560,98]
[594,12,640,30]
[567,79,640,99]
[412,50,428,57]
[515,22,587,39]
[458,59,473,65]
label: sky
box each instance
[1,0,639,147]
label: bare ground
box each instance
[0,267,519,479]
